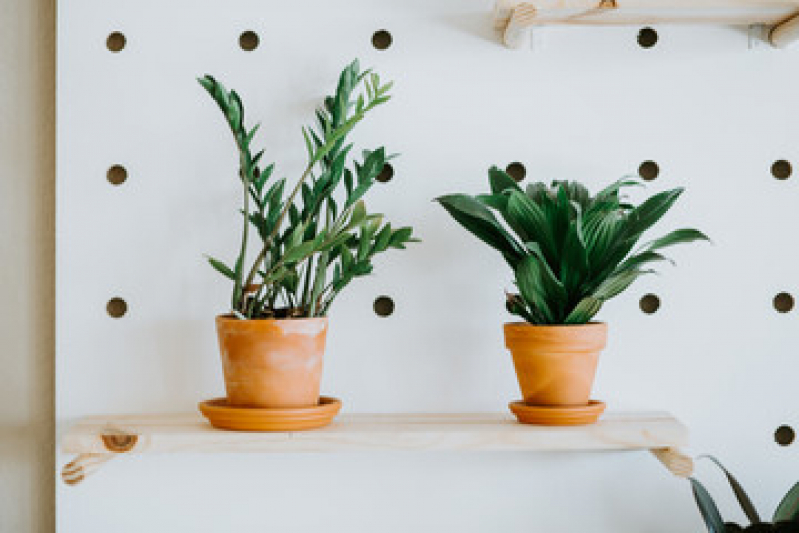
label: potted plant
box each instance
[196,60,417,431]
[436,169,707,425]
[690,455,799,532]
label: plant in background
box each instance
[198,60,417,319]
[436,168,709,324]
[691,456,799,532]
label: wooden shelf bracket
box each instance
[651,447,694,478]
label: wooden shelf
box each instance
[493,0,799,48]
[60,411,692,484]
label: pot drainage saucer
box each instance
[508,400,606,426]
[199,396,341,431]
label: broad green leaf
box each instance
[564,296,602,324]
[624,188,684,239]
[515,256,567,323]
[488,166,522,195]
[698,455,761,525]
[774,482,799,522]
[690,478,726,533]
[436,194,524,265]
[643,228,711,252]
[592,269,649,301]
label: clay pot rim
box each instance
[216,314,328,323]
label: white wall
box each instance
[56,0,799,532]
[0,0,55,531]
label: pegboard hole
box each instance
[373,296,394,317]
[376,163,394,183]
[239,31,259,51]
[637,27,658,48]
[106,32,126,53]
[505,162,526,182]
[775,425,795,446]
[107,165,127,186]
[774,292,794,313]
[639,294,660,314]
[372,30,392,50]
[107,297,128,318]
[638,160,659,181]
[771,160,792,180]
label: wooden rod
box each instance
[770,11,799,47]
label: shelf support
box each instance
[61,427,139,485]
[651,447,694,478]
[770,11,799,48]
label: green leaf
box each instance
[643,228,711,252]
[515,256,567,324]
[282,240,318,264]
[698,455,761,525]
[774,482,799,523]
[488,166,522,195]
[436,194,524,266]
[592,269,649,301]
[624,188,684,240]
[389,227,413,249]
[564,297,602,324]
[504,191,556,262]
[207,257,236,280]
[690,478,726,533]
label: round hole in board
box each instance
[772,160,792,180]
[107,297,128,318]
[637,27,658,48]
[372,30,392,50]
[639,294,660,314]
[239,31,259,51]
[373,296,395,317]
[505,162,526,182]
[107,165,127,185]
[775,425,795,446]
[774,292,794,313]
[106,32,126,52]
[376,163,394,183]
[638,160,659,181]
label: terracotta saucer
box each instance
[199,396,341,431]
[508,400,606,426]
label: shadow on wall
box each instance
[0,0,56,531]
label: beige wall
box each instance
[0,0,55,531]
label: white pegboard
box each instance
[57,0,799,531]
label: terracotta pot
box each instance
[216,315,328,408]
[504,322,607,407]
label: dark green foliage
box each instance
[436,168,708,324]
[199,60,417,318]
[690,456,799,533]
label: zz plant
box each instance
[436,168,708,324]
[199,60,417,319]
